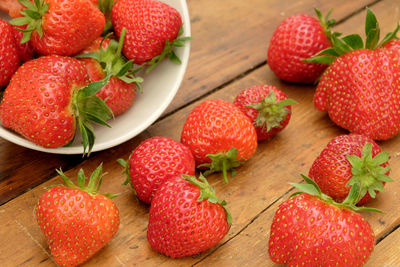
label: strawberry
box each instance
[307,8,400,140]
[0,55,112,154]
[0,18,19,87]
[309,134,392,205]
[11,25,35,62]
[233,85,296,141]
[118,136,195,204]
[111,0,190,71]
[180,99,258,182]
[76,29,143,116]
[267,9,333,83]
[36,164,120,267]
[383,38,400,56]
[268,176,376,266]
[147,174,231,258]
[0,0,24,18]
[10,0,105,56]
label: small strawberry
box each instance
[233,85,296,141]
[0,18,19,87]
[180,99,258,182]
[269,176,376,266]
[307,8,400,140]
[147,174,231,258]
[76,29,143,116]
[267,9,333,83]
[10,0,105,56]
[309,134,392,205]
[111,0,190,71]
[0,55,112,155]
[118,136,195,204]
[36,164,120,267]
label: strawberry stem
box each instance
[55,164,118,199]
[183,174,232,225]
[246,91,297,132]
[200,147,246,183]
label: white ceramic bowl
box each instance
[0,0,191,154]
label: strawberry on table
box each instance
[309,134,391,205]
[233,85,296,141]
[307,8,400,140]
[0,55,112,155]
[118,136,195,204]
[267,9,334,83]
[0,18,19,87]
[268,176,376,266]
[76,28,143,116]
[10,0,105,56]
[111,0,190,72]
[147,174,231,258]
[181,99,258,183]
[36,164,120,267]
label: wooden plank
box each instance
[0,0,378,206]
[366,227,400,266]
[164,0,377,114]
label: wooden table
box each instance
[1,0,400,266]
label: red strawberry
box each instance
[269,176,376,266]
[112,0,190,71]
[0,18,19,87]
[11,25,35,62]
[309,134,391,205]
[118,136,195,204]
[10,0,105,56]
[308,9,400,140]
[0,0,24,18]
[267,9,333,83]
[147,174,231,258]
[0,55,112,154]
[181,99,258,182]
[36,164,120,267]
[233,85,296,141]
[383,38,400,56]
[76,29,142,116]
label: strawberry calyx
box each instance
[53,163,118,199]
[97,0,115,34]
[314,8,339,45]
[291,174,382,213]
[117,158,138,194]
[144,25,192,73]
[183,173,232,225]
[199,147,246,183]
[346,142,392,201]
[72,77,113,156]
[9,0,48,44]
[306,8,400,65]
[76,28,143,92]
[246,92,297,132]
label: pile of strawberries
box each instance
[0,0,189,155]
[2,2,399,266]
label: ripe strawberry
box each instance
[10,0,105,56]
[267,9,333,83]
[0,0,24,18]
[112,0,190,71]
[118,136,195,204]
[233,85,296,141]
[147,174,231,258]
[36,164,120,267]
[180,99,258,182]
[308,9,400,140]
[309,134,391,205]
[0,18,19,87]
[76,29,142,116]
[0,55,112,154]
[383,38,400,56]
[269,176,376,266]
[11,25,35,62]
